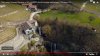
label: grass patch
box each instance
[39,10,100,34]
[40,10,100,26]
[0,4,31,22]
[20,44,28,52]
[30,40,36,46]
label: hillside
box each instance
[36,2,100,52]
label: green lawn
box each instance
[40,10,100,25]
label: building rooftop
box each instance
[21,20,37,31]
[21,22,31,31]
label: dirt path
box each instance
[0,11,18,18]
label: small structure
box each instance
[28,3,37,11]
[20,20,38,39]
[22,3,37,11]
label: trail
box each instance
[0,11,18,18]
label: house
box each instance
[22,3,37,11]
[28,3,37,11]
[20,20,38,39]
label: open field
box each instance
[0,27,16,44]
[0,4,31,22]
[39,10,100,26]
[70,2,100,31]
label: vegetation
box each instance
[20,44,28,52]
[0,4,31,22]
[85,3,100,12]
[36,3,100,52]
[39,10,100,27]
[30,40,36,46]
[39,19,100,52]
[42,25,52,37]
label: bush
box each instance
[88,16,95,22]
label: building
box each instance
[20,20,38,39]
[22,3,37,11]
[28,3,37,11]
